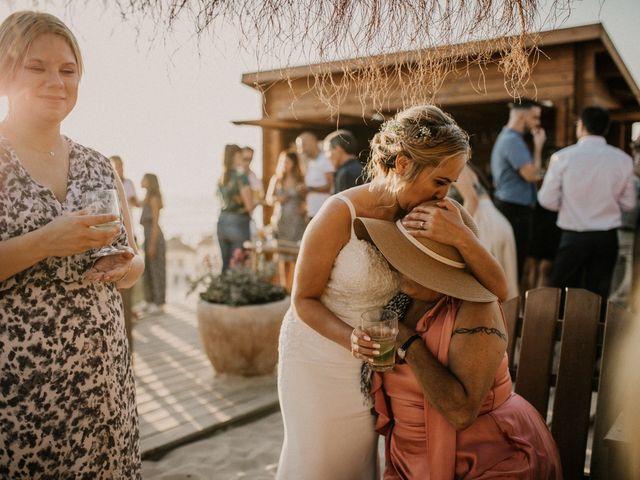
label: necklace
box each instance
[1,123,61,157]
[27,145,56,157]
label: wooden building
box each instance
[236,23,640,197]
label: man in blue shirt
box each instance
[491,99,546,280]
[324,129,364,193]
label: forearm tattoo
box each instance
[452,326,507,341]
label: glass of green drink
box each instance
[361,308,399,371]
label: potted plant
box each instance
[189,254,289,376]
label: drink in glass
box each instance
[83,189,124,257]
[360,308,398,371]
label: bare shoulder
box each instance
[455,300,503,330]
[301,196,353,248]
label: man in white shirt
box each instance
[538,106,636,300]
[296,132,334,219]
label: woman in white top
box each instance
[277,105,508,479]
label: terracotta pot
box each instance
[196,297,290,376]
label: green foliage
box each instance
[189,265,287,307]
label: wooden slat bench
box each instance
[503,287,634,479]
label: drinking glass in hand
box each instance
[361,308,399,371]
[84,189,123,257]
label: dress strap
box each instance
[334,194,357,238]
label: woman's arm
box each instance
[147,195,162,256]
[0,213,120,283]
[265,176,280,207]
[291,197,354,350]
[401,300,506,430]
[403,199,509,301]
[239,184,254,213]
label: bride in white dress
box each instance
[277,106,508,480]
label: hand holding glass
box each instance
[360,308,399,371]
[83,189,124,257]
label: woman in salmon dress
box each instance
[352,209,562,479]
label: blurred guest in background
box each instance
[523,201,561,290]
[110,154,140,347]
[217,144,254,272]
[324,129,364,193]
[631,138,640,312]
[538,106,636,301]
[491,99,546,280]
[266,151,307,290]
[610,137,640,307]
[241,146,264,205]
[241,146,264,240]
[110,155,140,209]
[451,164,519,299]
[296,131,334,219]
[140,173,166,315]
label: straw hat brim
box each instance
[354,217,497,303]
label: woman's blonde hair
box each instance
[367,105,470,193]
[0,11,83,91]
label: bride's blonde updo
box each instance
[367,105,470,193]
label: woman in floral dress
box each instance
[266,151,307,289]
[0,11,143,478]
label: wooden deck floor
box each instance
[133,302,278,458]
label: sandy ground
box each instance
[141,412,283,479]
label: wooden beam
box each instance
[232,118,327,130]
[610,109,640,122]
[242,24,606,87]
[599,28,640,104]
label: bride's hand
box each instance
[350,328,381,362]
[400,198,469,247]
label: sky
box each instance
[1,0,639,241]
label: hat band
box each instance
[395,219,466,269]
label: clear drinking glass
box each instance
[360,308,399,371]
[83,189,123,257]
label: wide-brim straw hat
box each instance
[353,201,497,303]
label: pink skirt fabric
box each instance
[373,297,563,479]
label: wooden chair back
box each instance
[590,302,634,479]
[506,287,604,479]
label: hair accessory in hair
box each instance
[382,120,432,142]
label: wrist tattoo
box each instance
[452,326,506,341]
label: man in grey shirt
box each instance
[490,98,546,279]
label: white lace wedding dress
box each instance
[276,195,399,480]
